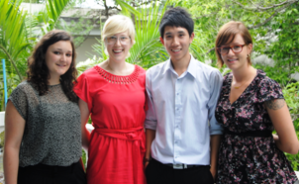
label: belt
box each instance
[165,163,203,169]
[224,128,272,137]
[93,126,146,154]
[152,158,206,169]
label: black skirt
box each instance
[17,160,87,184]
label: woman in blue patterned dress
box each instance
[214,21,299,183]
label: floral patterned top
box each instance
[215,69,298,184]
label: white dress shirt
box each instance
[145,55,223,165]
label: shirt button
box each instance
[177,93,179,95]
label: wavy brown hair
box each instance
[27,30,78,102]
[215,21,253,68]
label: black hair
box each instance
[159,7,194,38]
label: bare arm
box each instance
[145,129,155,167]
[210,134,221,181]
[4,101,26,184]
[78,98,91,151]
[265,99,299,154]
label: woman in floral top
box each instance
[214,21,299,184]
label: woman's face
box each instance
[104,31,133,62]
[45,40,73,80]
[220,33,252,71]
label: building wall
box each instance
[76,36,100,63]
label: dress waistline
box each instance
[93,126,145,153]
[224,128,272,137]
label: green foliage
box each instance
[267,2,299,81]
[128,1,168,68]
[81,149,87,169]
[56,17,95,48]
[116,0,141,16]
[34,0,72,34]
[169,0,299,69]
[0,0,30,81]
[0,0,71,111]
[76,56,100,75]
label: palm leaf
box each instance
[127,1,168,68]
[34,0,70,33]
[0,0,29,81]
[115,0,140,16]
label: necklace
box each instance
[232,79,246,89]
[233,83,244,89]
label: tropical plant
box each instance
[128,1,168,68]
[0,0,30,81]
[0,0,72,111]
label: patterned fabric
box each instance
[9,81,82,167]
[215,70,298,184]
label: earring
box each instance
[247,54,250,58]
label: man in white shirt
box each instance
[144,7,223,183]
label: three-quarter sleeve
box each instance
[74,73,93,112]
[257,78,284,103]
[8,84,28,120]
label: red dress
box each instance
[74,65,146,184]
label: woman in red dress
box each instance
[74,15,146,184]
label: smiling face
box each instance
[45,40,73,82]
[160,26,194,64]
[104,31,133,62]
[220,34,252,71]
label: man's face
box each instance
[160,26,194,63]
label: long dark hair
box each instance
[27,30,78,102]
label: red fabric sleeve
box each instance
[74,72,93,112]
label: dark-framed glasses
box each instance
[217,44,246,55]
[105,35,131,45]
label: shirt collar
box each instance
[162,54,197,79]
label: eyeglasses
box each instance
[105,36,131,45]
[217,45,246,55]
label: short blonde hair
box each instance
[102,15,135,45]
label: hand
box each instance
[210,168,216,182]
[144,161,149,169]
[144,157,150,170]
